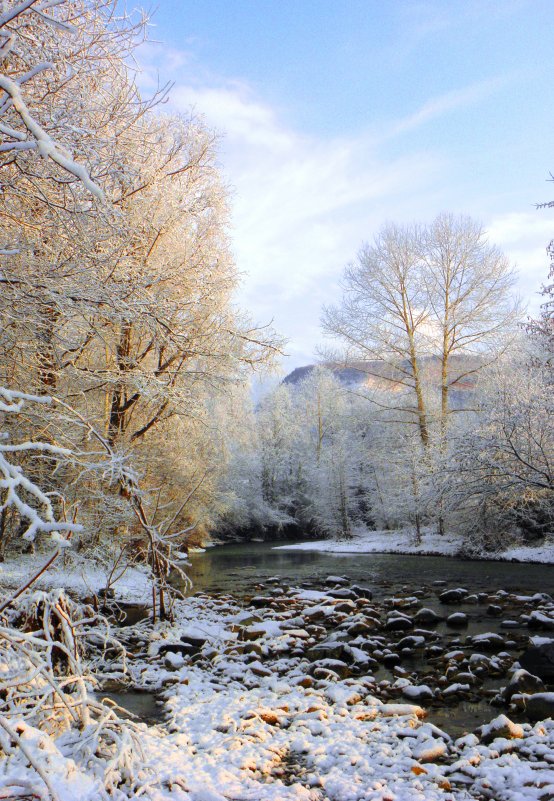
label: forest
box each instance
[1,2,554,800]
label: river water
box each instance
[107,543,554,736]
[182,540,554,737]
[186,540,554,598]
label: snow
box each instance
[275,526,554,563]
[2,589,554,799]
[3,578,554,800]
[0,553,152,603]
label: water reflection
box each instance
[185,541,554,598]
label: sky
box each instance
[139,0,554,373]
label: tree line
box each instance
[219,216,553,552]
[1,1,551,580]
[0,1,278,608]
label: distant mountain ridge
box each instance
[283,356,478,408]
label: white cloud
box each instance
[164,79,449,369]
[486,212,551,313]
[392,76,508,136]
[139,44,544,371]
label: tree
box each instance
[322,222,433,450]
[1,15,280,561]
[420,214,520,443]
[449,339,554,550]
[322,214,520,534]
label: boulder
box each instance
[524,692,554,721]
[503,669,545,702]
[519,640,554,681]
[439,588,468,604]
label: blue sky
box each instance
[141,0,554,371]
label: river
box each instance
[186,540,554,598]
[182,540,554,737]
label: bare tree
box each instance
[322,223,432,449]
[323,215,520,534]
[420,213,520,442]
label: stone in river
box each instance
[503,669,545,702]
[413,608,443,625]
[403,684,434,701]
[385,615,414,632]
[351,585,373,600]
[442,682,471,699]
[487,604,503,616]
[452,670,478,686]
[447,612,468,627]
[439,588,468,604]
[397,635,425,650]
[324,575,349,586]
[524,692,554,721]
[470,632,505,651]
[327,588,359,601]
[519,640,554,681]
[528,611,554,631]
[347,621,375,636]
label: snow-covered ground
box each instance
[0,552,152,602]
[3,585,554,800]
[275,527,554,563]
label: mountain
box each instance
[283,356,478,408]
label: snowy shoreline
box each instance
[0,553,153,602]
[3,567,554,798]
[274,528,554,565]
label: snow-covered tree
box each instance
[322,215,520,535]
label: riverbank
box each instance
[3,555,554,799]
[3,576,554,800]
[275,527,554,564]
[0,551,153,601]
